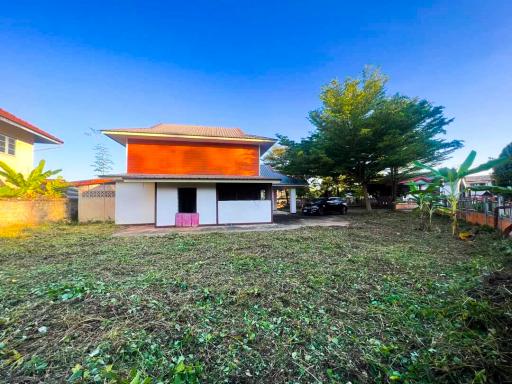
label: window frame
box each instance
[0,134,16,156]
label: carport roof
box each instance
[259,164,308,187]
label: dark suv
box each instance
[302,197,348,215]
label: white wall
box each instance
[156,184,178,226]
[218,200,272,224]
[115,182,155,224]
[197,185,217,224]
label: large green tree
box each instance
[374,95,462,201]
[276,67,461,211]
[493,142,512,186]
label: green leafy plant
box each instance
[414,151,508,235]
[408,180,442,230]
[0,160,66,198]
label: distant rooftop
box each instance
[464,174,493,184]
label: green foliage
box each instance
[493,142,512,186]
[408,180,443,230]
[276,67,461,210]
[0,160,65,198]
[307,175,349,198]
[414,150,508,235]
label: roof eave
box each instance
[103,174,281,184]
[101,130,276,146]
[0,115,63,144]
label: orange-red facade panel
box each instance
[127,139,260,176]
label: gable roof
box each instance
[103,123,274,141]
[399,176,433,185]
[0,108,63,144]
[103,123,276,155]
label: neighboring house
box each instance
[462,174,493,189]
[461,174,494,198]
[103,123,296,226]
[0,108,63,176]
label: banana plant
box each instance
[408,179,442,230]
[414,151,508,235]
[0,160,63,198]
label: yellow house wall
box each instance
[0,120,34,177]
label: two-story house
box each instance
[0,108,63,175]
[103,124,284,226]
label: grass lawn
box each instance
[0,212,511,383]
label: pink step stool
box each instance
[175,213,200,227]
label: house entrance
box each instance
[178,188,197,213]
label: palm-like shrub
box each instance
[414,151,508,235]
[0,160,66,198]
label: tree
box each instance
[276,67,461,211]
[0,160,66,198]
[91,144,114,176]
[263,145,287,169]
[493,142,512,186]
[374,95,462,202]
[414,150,507,236]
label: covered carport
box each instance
[259,164,308,214]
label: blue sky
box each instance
[1,0,511,180]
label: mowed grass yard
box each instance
[1,212,511,383]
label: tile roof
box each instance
[70,178,116,187]
[399,176,433,184]
[464,174,493,184]
[104,123,275,141]
[0,108,63,144]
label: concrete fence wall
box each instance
[78,184,115,223]
[0,198,68,227]
[458,210,512,234]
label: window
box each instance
[217,183,270,201]
[0,134,15,156]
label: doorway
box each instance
[178,188,197,213]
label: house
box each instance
[462,174,493,189]
[103,123,302,227]
[461,174,494,198]
[0,108,63,175]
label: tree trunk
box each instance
[362,183,372,211]
[391,167,398,203]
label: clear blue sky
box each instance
[1,0,511,180]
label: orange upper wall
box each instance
[127,139,260,176]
